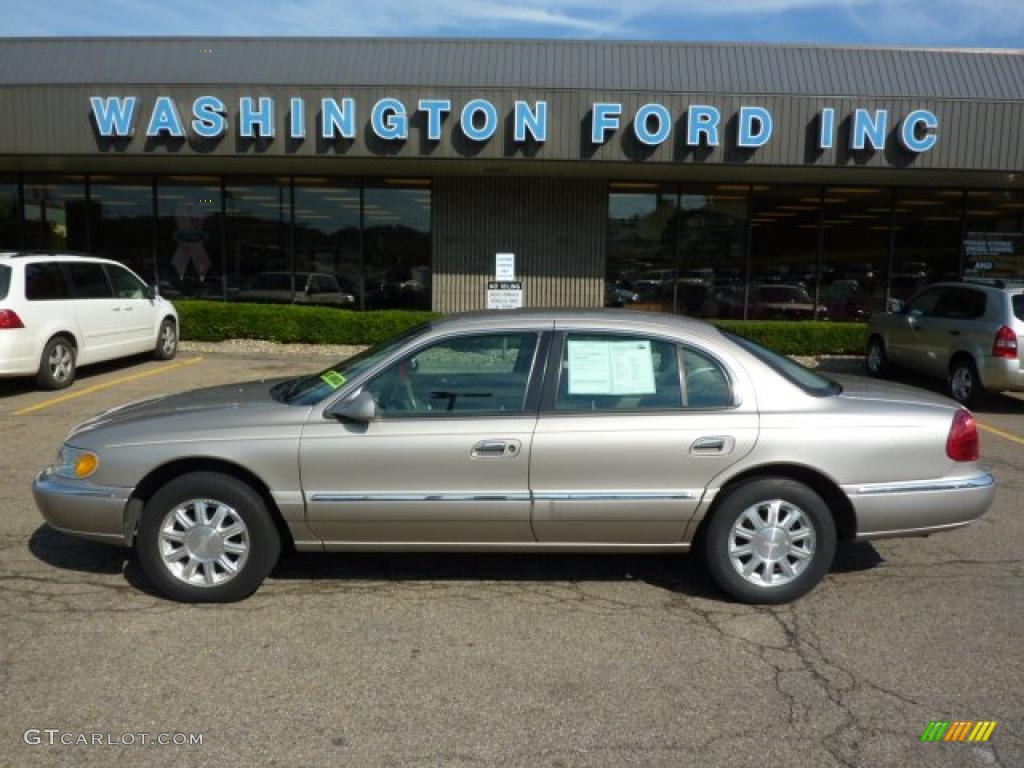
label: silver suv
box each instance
[866,280,1024,406]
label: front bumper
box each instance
[844,472,995,541]
[32,468,133,546]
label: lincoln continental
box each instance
[33,310,995,603]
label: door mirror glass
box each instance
[325,389,377,423]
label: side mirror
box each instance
[146,284,158,300]
[325,389,376,423]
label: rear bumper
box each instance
[978,357,1024,393]
[843,472,995,541]
[32,468,132,546]
[0,331,40,376]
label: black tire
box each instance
[703,477,837,604]
[865,335,889,378]
[153,317,178,361]
[136,471,281,603]
[35,335,76,390]
[949,356,985,408]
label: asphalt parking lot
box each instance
[1,347,1022,768]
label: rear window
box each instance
[66,262,113,299]
[0,264,9,300]
[724,331,841,397]
[25,262,72,301]
[1013,294,1024,322]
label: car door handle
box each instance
[472,439,520,458]
[111,306,121,311]
[690,436,733,455]
[949,330,960,336]
[122,305,134,312]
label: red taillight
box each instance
[993,325,1018,360]
[947,408,980,462]
[0,309,23,329]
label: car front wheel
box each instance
[154,318,178,360]
[865,336,889,377]
[136,472,281,603]
[704,477,837,604]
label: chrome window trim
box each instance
[845,473,994,496]
[309,490,700,503]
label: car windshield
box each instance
[273,323,430,405]
[0,264,10,300]
[723,331,841,397]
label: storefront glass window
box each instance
[821,186,892,321]
[293,179,361,308]
[606,184,678,311]
[155,177,223,300]
[362,181,431,310]
[962,189,1024,281]
[892,189,963,301]
[749,185,822,321]
[0,177,20,249]
[23,175,88,251]
[677,184,748,319]
[90,176,155,282]
[225,178,291,304]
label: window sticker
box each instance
[567,339,656,395]
[319,370,347,390]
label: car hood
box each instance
[68,378,291,440]
[830,373,958,409]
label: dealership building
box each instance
[0,37,1021,318]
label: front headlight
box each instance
[54,445,100,479]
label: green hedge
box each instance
[174,300,868,355]
[710,320,867,356]
[175,300,439,346]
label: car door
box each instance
[64,261,125,363]
[300,329,548,544]
[529,328,758,544]
[886,286,944,370]
[105,263,158,352]
[928,287,988,370]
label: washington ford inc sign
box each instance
[89,95,940,154]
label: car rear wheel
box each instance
[136,472,281,603]
[704,477,836,604]
[949,357,985,408]
[153,317,177,360]
[865,336,889,377]
[35,335,76,390]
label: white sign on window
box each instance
[567,339,656,395]
[495,252,515,281]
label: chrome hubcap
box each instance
[48,343,73,382]
[951,367,972,401]
[728,499,816,588]
[161,324,176,354]
[159,499,249,587]
[867,343,881,372]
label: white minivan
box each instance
[0,253,178,389]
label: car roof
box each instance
[0,251,120,266]
[428,308,724,340]
[929,279,1024,293]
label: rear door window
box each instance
[25,262,72,301]
[0,264,10,300]
[935,287,986,319]
[66,262,114,299]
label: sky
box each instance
[0,0,1021,48]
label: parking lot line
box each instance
[11,356,205,417]
[977,422,1024,448]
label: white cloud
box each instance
[3,0,1023,45]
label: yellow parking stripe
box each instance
[11,357,204,417]
[977,422,1024,447]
